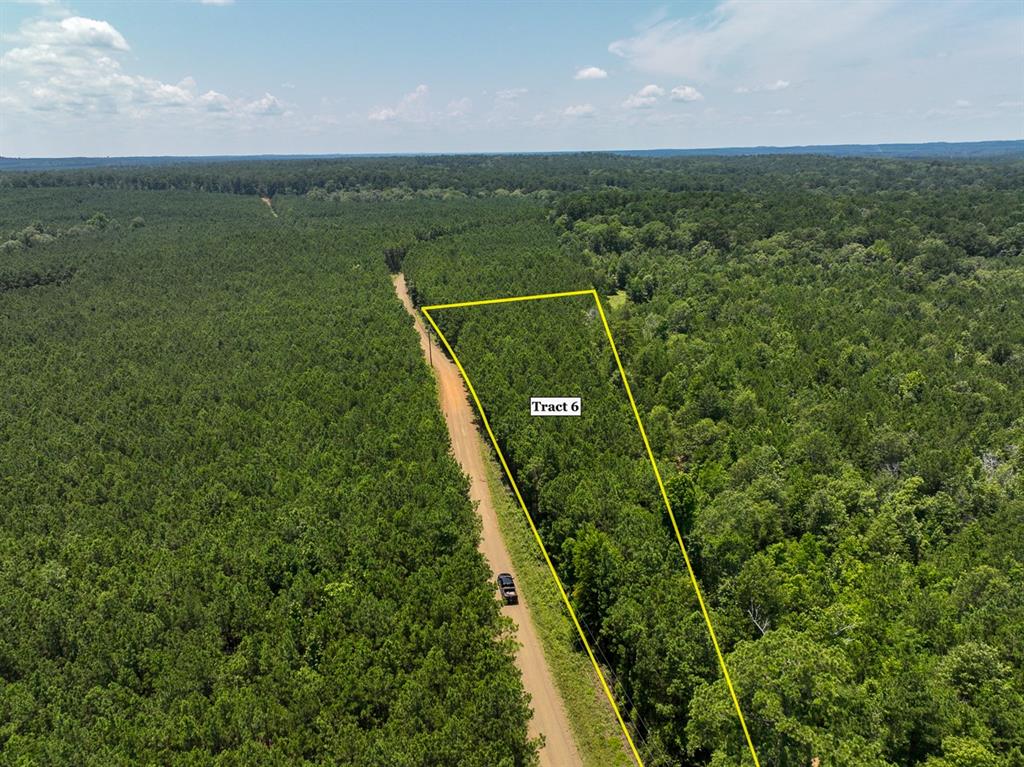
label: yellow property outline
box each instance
[422,288,761,767]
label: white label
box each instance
[530,397,582,416]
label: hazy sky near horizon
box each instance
[1,0,1021,156]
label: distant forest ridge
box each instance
[1,139,1021,171]
[616,139,1024,159]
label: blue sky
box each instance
[1,0,1021,156]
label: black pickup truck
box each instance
[496,572,518,605]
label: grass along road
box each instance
[393,274,584,767]
[480,441,637,767]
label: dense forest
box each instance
[398,158,1024,766]
[0,190,537,765]
[1,153,1022,766]
[2,153,1023,198]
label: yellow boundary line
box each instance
[422,288,593,311]
[422,289,761,767]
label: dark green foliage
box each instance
[0,265,74,292]
[3,153,1022,767]
[383,245,407,273]
[401,157,1024,766]
[0,189,537,766]
[4,153,1022,198]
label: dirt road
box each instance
[393,274,582,767]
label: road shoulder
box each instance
[479,441,636,767]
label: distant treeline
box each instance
[3,153,1023,198]
[2,140,1021,173]
[618,139,1024,159]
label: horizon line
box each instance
[2,138,1023,163]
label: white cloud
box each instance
[199,90,231,112]
[564,103,596,118]
[735,79,789,94]
[574,66,608,80]
[954,99,971,108]
[199,0,235,5]
[0,15,285,121]
[997,100,1023,108]
[368,84,429,122]
[609,1,890,81]
[248,93,285,115]
[495,87,528,101]
[368,85,479,124]
[8,15,129,51]
[670,85,703,102]
[368,107,398,122]
[607,0,1021,151]
[146,79,195,107]
[623,84,664,109]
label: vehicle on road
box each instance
[497,572,518,605]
